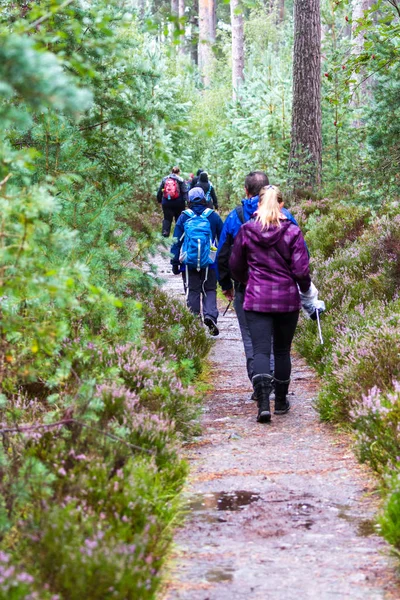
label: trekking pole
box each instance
[223,300,232,316]
[316,309,324,345]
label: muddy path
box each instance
[155,251,399,600]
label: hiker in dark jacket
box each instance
[171,187,224,336]
[157,166,188,237]
[217,171,301,386]
[197,171,218,210]
[190,168,204,189]
[229,185,312,423]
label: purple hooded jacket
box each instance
[229,218,311,313]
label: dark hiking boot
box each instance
[204,317,219,336]
[252,373,273,423]
[274,377,291,415]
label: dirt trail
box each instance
[156,251,399,600]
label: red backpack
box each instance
[163,177,180,200]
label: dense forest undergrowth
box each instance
[0,0,400,596]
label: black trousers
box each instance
[182,268,218,321]
[245,310,299,381]
[162,203,185,237]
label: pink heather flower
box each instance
[58,467,67,477]
[75,454,88,461]
[17,572,34,584]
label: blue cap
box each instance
[188,187,205,203]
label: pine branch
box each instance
[25,0,76,31]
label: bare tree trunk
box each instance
[190,0,199,65]
[351,0,374,114]
[289,0,322,190]
[231,0,244,100]
[179,0,186,55]
[209,0,217,43]
[279,0,285,21]
[138,0,145,20]
[171,0,179,17]
[198,0,214,86]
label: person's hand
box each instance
[172,264,180,275]
[222,288,234,301]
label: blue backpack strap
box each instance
[202,208,213,219]
[180,209,195,241]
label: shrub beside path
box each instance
[156,251,399,600]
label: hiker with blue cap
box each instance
[170,187,224,336]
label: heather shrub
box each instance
[351,384,400,555]
[296,212,400,388]
[141,289,213,374]
[352,383,400,476]
[114,343,200,438]
[379,475,400,555]
[0,381,187,599]
[289,197,331,230]
[304,204,371,259]
[315,311,400,422]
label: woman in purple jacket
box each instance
[229,185,311,423]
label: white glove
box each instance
[299,283,326,320]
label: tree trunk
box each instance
[209,0,217,43]
[189,0,199,65]
[351,0,374,112]
[279,0,285,22]
[138,0,145,20]
[289,0,322,190]
[231,0,244,100]
[198,0,214,86]
[179,0,186,55]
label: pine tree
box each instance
[198,0,214,85]
[289,0,322,189]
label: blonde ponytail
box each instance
[256,185,282,230]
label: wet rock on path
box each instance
[155,251,399,600]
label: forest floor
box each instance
[156,250,400,600]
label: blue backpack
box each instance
[179,208,215,271]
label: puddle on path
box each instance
[205,567,234,583]
[189,490,261,513]
[336,504,376,537]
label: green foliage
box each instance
[379,475,400,554]
[321,0,400,203]
[187,6,293,207]
[0,0,212,596]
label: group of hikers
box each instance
[157,167,323,424]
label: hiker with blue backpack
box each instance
[170,187,224,336]
[217,171,302,394]
[157,166,188,237]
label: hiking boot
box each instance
[274,377,291,415]
[204,317,219,336]
[252,373,273,423]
